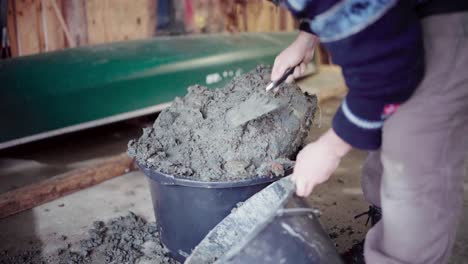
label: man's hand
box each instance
[271,31,318,83]
[292,129,351,197]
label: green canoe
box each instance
[0,32,297,149]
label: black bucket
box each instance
[186,177,342,264]
[139,164,283,262]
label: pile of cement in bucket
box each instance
[128,65,316,181]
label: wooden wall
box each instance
[85,0,156,44]
[236,1,295,32]
[5,0,296,58]
[7,0,67,56]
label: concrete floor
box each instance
[0,73,467,263]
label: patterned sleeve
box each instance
[280,0,425,149]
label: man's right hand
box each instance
[271,31,318,84]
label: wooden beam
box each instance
[36,0,46,52]
[50,0,75,47]
[15,0,41,55]
[0,153,136,219]
[63,0,88,46]
[41,0,66,51]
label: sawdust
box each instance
[128,65,316,181]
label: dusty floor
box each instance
[0,68,467,263]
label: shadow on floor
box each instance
[0,210,44,263]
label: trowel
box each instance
[226,67,296,127]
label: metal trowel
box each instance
[225,67,296,127]
[226,95,287,127]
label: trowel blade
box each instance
[226,96,284,127]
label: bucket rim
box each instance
[138,163,288,188]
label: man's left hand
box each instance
[292,128,351,197]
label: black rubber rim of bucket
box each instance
[139,163,290,188]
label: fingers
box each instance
[286,63,308,84]
[304,181,315,196]
[286,66,302,84]
[291,171,297,182]
[271,57,288,81]
[300,63,306,76]
[292,167,315,197]
[293,66,302,81]
[285,74,295,84]
[295,174,314,197]
[304,48,315,64]
[296,178,316,197]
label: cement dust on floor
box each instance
[0,171,155,262]
[0,100,467,263]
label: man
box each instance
[270,0,468,263]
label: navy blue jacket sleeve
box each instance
[281,0,425,150]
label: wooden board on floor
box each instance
[0,153,136,219]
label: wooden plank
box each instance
[50,0,75,47]
[15,0,41,55]
[42,0,66,50]
[0,153,136,219]
[6,0,18,57]
[10,0,65,56]
[86,0,156,45]
[242,1,287,32]
[63,0,88,46]
[245,1,262,32]
[36,0,45,52]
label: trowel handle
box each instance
[266,66,297,91]
[276,67,296,85]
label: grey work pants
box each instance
[362,12,468,264]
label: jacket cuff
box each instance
[299,20,314,34]
[332,98,384,150]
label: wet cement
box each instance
[0,212,178,264]
[128,65,316,181]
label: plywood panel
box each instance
[86,0,156,45]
